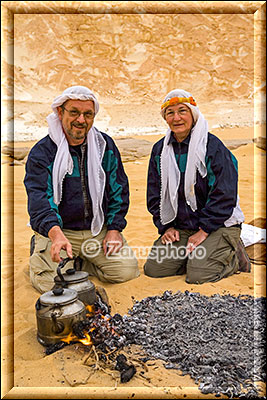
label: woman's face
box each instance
[165,103,194,142]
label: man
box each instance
[144,88,250,284]
[24,85,139,293]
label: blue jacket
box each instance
[24,132,129,237]
[147,132,242,235]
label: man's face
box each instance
[57,99,95,145]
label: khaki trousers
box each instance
[144,227,241,284]
[30,226,139,293]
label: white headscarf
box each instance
[159,89,208,225]
[47,86,106,237]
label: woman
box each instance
[144,89,246,284]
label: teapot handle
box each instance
[74,256,83,271]
[51,310,65,334]
[56,257,74,286]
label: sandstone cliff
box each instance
[1,5,265,141]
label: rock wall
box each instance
[13,13,255,103]
[1,3,265,141]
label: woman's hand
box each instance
[186,228,208,255]
[161,227,180,245]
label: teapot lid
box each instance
[39,288,78,306]
[54,269,89,284]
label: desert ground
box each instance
[1,118,266,399]
[1,3,266,399]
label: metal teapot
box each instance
[35,287,86,346]
[53,257,96,306]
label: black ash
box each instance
[45,341,69,355]
[118,290,266,399]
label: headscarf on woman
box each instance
[159,89,208,224]
[159,88,244,228]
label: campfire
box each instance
[44,292,137,383]
[43,290,266,397]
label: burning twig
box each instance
[44,294,137,384]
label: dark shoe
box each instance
[236,238,251,272]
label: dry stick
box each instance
[92,345,99,363]
[83,345,148,386]
[62,368,95,387]
[82,345,100,369]
[102,347,119,357]
[95,346,119,365]
[82,345,94,365]
[83,345,119,383]
[58,351,94,387]
[135,373,154,387]
[137,373,152,383]
[131,357,149,372]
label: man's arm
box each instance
[24,142,63,237]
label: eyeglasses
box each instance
[62,106,95,120]
[165,108,190,118]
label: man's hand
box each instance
[186,228,208,256]
[161,227,180,245]
[103,230,123,256]
[48,226,73,263]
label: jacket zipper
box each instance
[78,145,90,223]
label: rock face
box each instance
[1,145,30,160]
[2,9,265,141]
[114,138,153,162]
[12,13,255,103]
[253,137,266,150]
[223,139,253,150]
[1,139,152,164]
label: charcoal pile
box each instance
[118,291,266,399]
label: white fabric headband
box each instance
[160,89,199,122]
[51,85,100,115]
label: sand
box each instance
[1,3,266,398]
[1,125,266,399]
